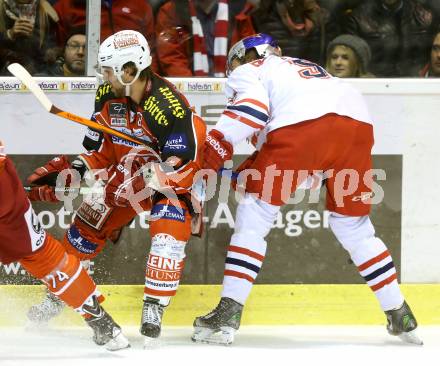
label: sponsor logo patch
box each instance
[133,128,144,137]
[143,96,169,126]
[163,133,188,153]
[37,81,61,90]
[111,135,139,147]
[352,192,373,202]
[0,81,21,91]
[110,127,153,143]
[95,84,111,101]
[76,194,112,230]
[109,103,127,117]
[86,128,101,141]
[113,33,140,49]
[66,225,98,254]
[151,204,186,222]
[159,86,186,119]
[147,254,183,272]
[70,81,97,90]
[110,117,127,127]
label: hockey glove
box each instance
[26,155,72,202]
[27,185,59,201]
[27,155,71,186]
[203,129,233,172]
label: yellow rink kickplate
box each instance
[1,284,439,327]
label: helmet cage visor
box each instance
[96,30,152,85]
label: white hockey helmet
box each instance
[97,30,152,85]
[226,33,281,76]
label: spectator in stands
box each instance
[0,0,58,75]
[342,0,436,77]
[422,0,440,20]
[326,34,374,78]
[252,0,338,66]
[43,29,85,76]
[155,0,255,77]
[52,0,158,71]
[419,30,440,77]
[319,0,363,30]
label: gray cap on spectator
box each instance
[327,34,372,71]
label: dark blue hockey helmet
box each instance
[226,33,281,75]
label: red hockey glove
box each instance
[203,129,233,171]
[26,155,72,202]
[27,185,58,201]
[27,155,71,185]
[104,160,150,208]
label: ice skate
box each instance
[192,297,243,345]
[27,289,65,324]
[84,296,130,351]
[385,300,423,345]
[140,297,164,348]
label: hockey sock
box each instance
[329,213,404,311]
[222,234,266,305]
[21,235,99,312]
[144,199,191,306]
[143,234,186,306]
[221,194,279,305]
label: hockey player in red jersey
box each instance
[25,30,206,346]
[0,143,129,350]
[192,34,421,345]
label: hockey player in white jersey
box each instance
[192,34,422,345]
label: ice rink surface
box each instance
[0,325,438,366]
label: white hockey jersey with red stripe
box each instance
[216,55,373,146]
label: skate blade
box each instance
[105,333,131,351]
[191,326,235,345]
[143,336,161,349]
[398,330,423,345]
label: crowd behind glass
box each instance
[0,0,439,78]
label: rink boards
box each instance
[1,78,440,325]
[1,284,440,326]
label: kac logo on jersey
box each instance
[151,204,186,222]
[133,128,145,137]
[163,134,188,153]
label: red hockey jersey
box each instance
[0,157,46,264]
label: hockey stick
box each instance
[22,169,236,195]
[23,186,100,195]
[6,63,149,147]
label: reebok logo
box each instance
[207,135,228,158]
